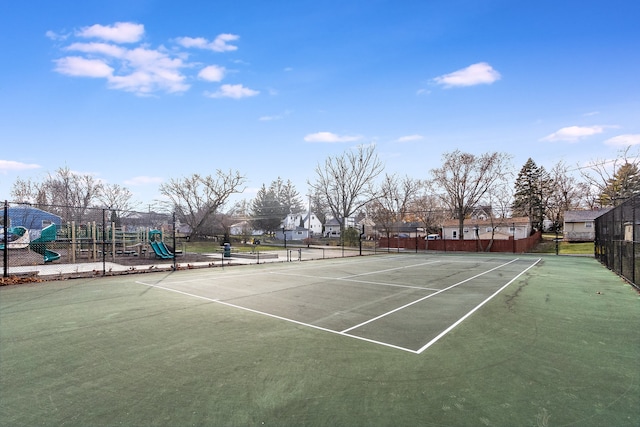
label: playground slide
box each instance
[150,241,174,259]
[0,226,30,250]
[30,223,61,263]
[157,241,174,258]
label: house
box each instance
[324,217,342,238]
[229,220,259,236]
[281,212,323,236]
[470,206,493,220]
[377,221,425,238]
[275,226,310,241]
[1,205,62,231]
[322,216,360,238]
[441,217,531,240]
[303,213,323,237]
[357,217,377,239]
[563,209,612,242]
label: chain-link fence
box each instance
[594,194,640,290]
[2,201,379,280]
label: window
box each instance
[452,230,458,239]
[585,221,593,228]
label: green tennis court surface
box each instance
[135,255,539,353]
[1,253,638,426]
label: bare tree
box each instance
[430,150,512,238]
[369,174,422,239]
[545,161,584,231]
[10,177,44,204]
[580,146,640,206]
[408,189,449,235]
[308,145,384,235]
[11,166,103,222]
[479,175,514,250]
[98,183,137,211]
[159,170,246,239]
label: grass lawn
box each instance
[530,234,595,255]
[184,240,281,253]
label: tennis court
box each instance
[1,253,638,426]
[136,254,539,354]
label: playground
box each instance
[1,223,202,270]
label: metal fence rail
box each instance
[594,194,640,290]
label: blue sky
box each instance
[1,0,639,209]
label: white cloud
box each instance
[304,132,362,143]
[55,46,189,94]
[198,65,225,82]
[0,160,41,173]
[541,125,605,142]
[259,110,291,121]
[396,134,424,142]
[604,134,640,146]
[66,42,126,58]
[45,30,68,41]
[54,56,114,78]
[176,33,239,52]
[206,84,259,99]
[124,176,164,186]
[77,22,144,43]
[432,62,501,88]
[50,22,244,96]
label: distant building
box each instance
[2,205,62,230]
[563,209,612,242]
[441,217,531,240]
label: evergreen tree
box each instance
[512,158,550,232]
[270,177,304,214]
[600,162,640,206]
[250,184,285,234]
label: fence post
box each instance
[102,209,106,275]
[3,200,8,278]
[172,212,177,271]
[633,200,636,285]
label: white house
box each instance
[441,217,531,240]
[324,217,341,237]
[281,212,323,237]
[563,209,611,242]
[229,220,263,236]
[323,216,357,238]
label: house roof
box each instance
[324,218,341,226]
[564,209,612,222]
[442,217,530,227]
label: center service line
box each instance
[340,258,521,334]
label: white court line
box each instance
[338,260,440,279]
[134,280,419,354]
[340,258,520,334]
[135,257,539,355]
[415,258,541,354]
[270,271,440,291]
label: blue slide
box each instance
[30,224,61,263]
[150,241,173,259]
